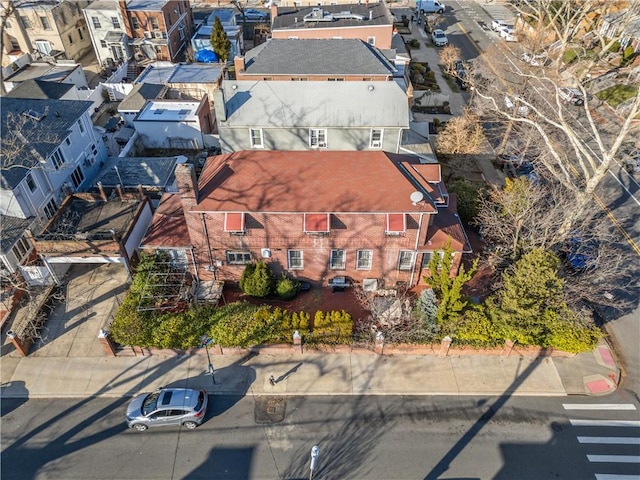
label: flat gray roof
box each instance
[272,3,392,30]
[92,156,177,189]
[243,39,396,76]
[222,80,409,128]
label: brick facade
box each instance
[171,151,469,288]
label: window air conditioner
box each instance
[317,142,326,148]
[144,31,152,38]
[371,141,381,148]
[154,31,162,38]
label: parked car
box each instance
[417,0,445,14]
[431,29,449,46]
[558,87,585,106]
[126,388,208,431]
[521,52,550,66]
[453,60,469,90]
[491,19,507,31]
[499,25,518,42]
[243,8,268,21]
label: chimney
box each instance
[369,10,372,20]
[97,181,108,201]
[175,163,199,202]
[234,55,245,78]
[271,4,278,19]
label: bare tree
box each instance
[469,0,640,237]
[0,109,60,171]
[436,108,486,156]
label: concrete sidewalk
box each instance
[0,342,620,399]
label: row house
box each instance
[213,79,410,153]
[142,150,470,288]
[270,3,395,50]
[83,0,130,69]
[117,0,193,65]
[1,0,92,63]
[192,8,243,62]
[0,96,108,275]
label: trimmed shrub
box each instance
[240,261,274,297]
[275,274,300,300]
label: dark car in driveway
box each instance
[126,388,208,431]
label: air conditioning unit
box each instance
[154,31,162,38]
[371,141,381,148]
[261,248,271,258]
[317,142,326,148]
[144,31,152,39]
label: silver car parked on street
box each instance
[126,388,208,431]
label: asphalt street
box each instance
[2,395,639,480]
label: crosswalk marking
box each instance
[564,404,637,411]
[571,419,640,428]
[578,436,640,445]
[595,475,640,480]
[587,455,640,463]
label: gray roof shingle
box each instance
[243,39,397,76]
[0,215,35,255]
[1,97,93,190]
[6,79,75,100]
[118,83,165,112]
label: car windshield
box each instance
[436,32,445,37]
[142,391,161,416]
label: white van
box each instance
[417,0,445,14]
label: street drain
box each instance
[255,396,286,424]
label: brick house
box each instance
[146,150,471,289]
[118,0,193,64]
[270,3,395,50]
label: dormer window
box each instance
[304,213,330,234]
[386,213,406,235]
[224,212,245,234]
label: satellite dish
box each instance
[410,191,424,205]
[175,155,188,164]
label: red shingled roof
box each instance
[195,151,440,214]
[140,193,191,249]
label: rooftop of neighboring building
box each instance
[84,0,119,11]
[91,156,177,189]
[242,39,397,76]
[136,100,201,122]
[0,98,93,190]
[5,79,75,100]
[135,62,222,85]
[118,83,166,111]
[220,80,409,128]
[125,0,170,12]
[4,62,81,84]
[271,3,392,31]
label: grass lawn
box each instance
[596,84,638,107]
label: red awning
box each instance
[387,213,405,232]
[224,212,245,232]
[304,213,329,232]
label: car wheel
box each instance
[183,421,198,430]
[132,423,148,431]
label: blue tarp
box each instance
[195,49,218,63]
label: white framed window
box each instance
[111,17,120,29]
[35,40,52,55]
[68,33,73,44]
[50,149,65,170]
[43,198,57,219]
[288,250,304,270]
[370,129,383,148]
[70,166,84,188]
[356,250,373,270]
[250,128,263,148]
[77,120,85,134]
[92,16,101,29]
[330,249,346,270]
[179,26,185,40]
[398,250,415,271]
[131,17,139,29]
[100,40,107,48]
[367,36,375,45]
[65,137,71,146]
[26,173,37,192]
[226,251,252,264]
[40,16,51,30]
[20,16,31,29]
[150,17,159,30]
[309,129,327,148]
[12,237,30,261]
[91,144,98,155]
